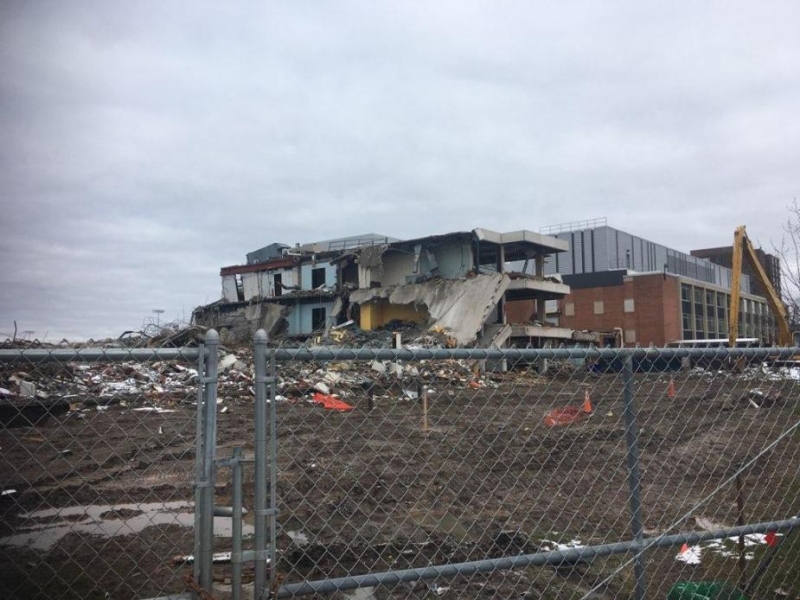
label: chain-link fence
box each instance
[3,333,798,600]
[0,343,206,600]
[242,342,798,600]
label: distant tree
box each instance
[774,199,800,329]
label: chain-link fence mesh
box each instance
[244,344,799,599]
[0,343,204,600]
[3,336,798,600]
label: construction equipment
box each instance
[728,226,794,347]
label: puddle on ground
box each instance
[0,500,254,552]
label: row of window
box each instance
[680,283,774,341]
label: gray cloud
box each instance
[1,1,798,339]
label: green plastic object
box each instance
[667,582,748,600]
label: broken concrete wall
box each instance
[193,301,289,344]
[236,266,302,301]
[300,262,336,290]
[221,275,239,302]
[377,242,473,286]
[242,272,261,300]
[380,251,417,287]
[350,273,510,346]
[356,245,387,288]
[434,242,473,278]
[286,301,336,335]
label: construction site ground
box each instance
[0,364,797,600]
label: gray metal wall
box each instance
[544,225,750,292]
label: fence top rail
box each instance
[0,347,203,364]
[267,346,800,362]
[277,517,800,597]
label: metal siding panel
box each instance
[572,233,582,274]
[544,255,557,275]
[583,231,592,272]
[608,228,619,270]
[655,246,668,272]
[594,226,609,271]
[620,232,632,269]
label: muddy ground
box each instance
[0,360,798,599]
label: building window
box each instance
[273,273,282,297]
[624,298,635,313]
[593,300,604,315]
[312,267,326,289]
[694,286,704,339]
[565,302,575,317]
[312,307,327,331]
[624,329,637,344]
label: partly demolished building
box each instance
[193,228,603,348]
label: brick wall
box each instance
[559,274,682,346]
[504,299,537,324]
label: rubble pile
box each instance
[0,320,591,421]
[0,350,258,424]
[314,319,458,349]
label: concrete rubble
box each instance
[1,322,793,426]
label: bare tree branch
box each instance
[772,198,800,328]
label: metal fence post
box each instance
[269,345,279,592]
[254,329,269,598]
[193,340,207,584]
[622,352,647,600]
[231,447,244,600]
[199,329,219,591]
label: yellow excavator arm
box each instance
[728,226,792,346]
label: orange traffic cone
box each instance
[582,390,593,414]
[667,377,676,398]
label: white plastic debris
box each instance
[218,354,239,372]
[322,372,341,385]
[428,583,450,596]
[676,545,702,565]
[371,361,387,375]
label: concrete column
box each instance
[535,255,545,278]
[536,298,546,323]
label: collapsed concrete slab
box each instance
[349,273,510,346]
[193,300,289,344]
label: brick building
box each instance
[533,220,776,346]
[557,270,773,346]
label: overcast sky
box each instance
[1,1,798,340]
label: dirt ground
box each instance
[1,359,798,600]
